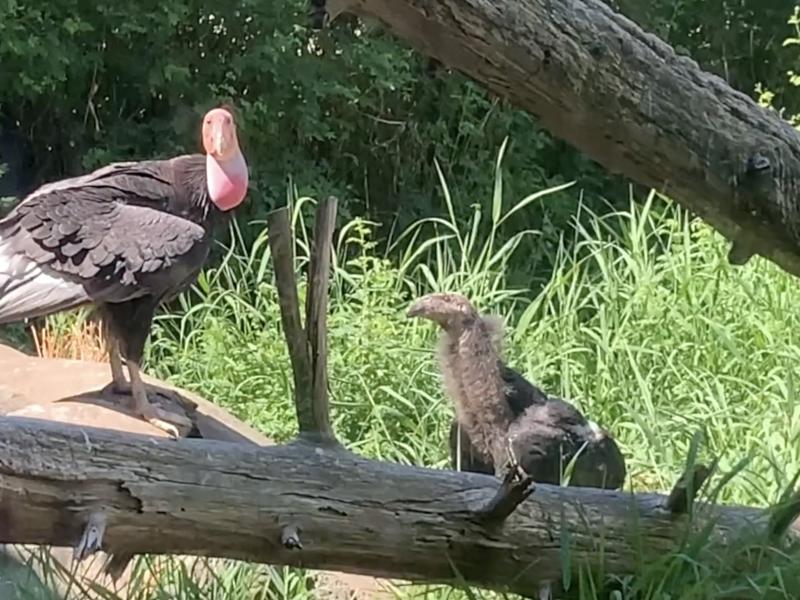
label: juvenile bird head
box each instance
[406,292,478,331]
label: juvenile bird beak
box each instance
[406,297,431,318]
[406,304,422,318]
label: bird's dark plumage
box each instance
[409,292,627,490]
[0,106,249,437]
[0,156,214,323]
[449,363,627,488]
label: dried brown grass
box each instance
[31,314,107,362]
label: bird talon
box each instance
[145,416,181,439]
[501,462,531,488]
[139,405,191,438]
[503,436,529,483]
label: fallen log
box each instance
[0,342,387,599]
[324,0,800,277]
[0,416,795,599]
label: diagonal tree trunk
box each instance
[329,0,800,277]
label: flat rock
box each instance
[0,343,270,444]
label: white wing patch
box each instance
[0,239,89,324]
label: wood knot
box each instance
[588,41,605,59]
[745,153,771,175]
[281,524,303,550]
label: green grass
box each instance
[10,146,800,598]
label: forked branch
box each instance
[267,197,338,442]
[304,196,338,441]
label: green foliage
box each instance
[757,6,800,126]
[610,0,798,110]
[0,0,621,269]
[0,0,795,275]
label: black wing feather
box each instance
[0,157,209,305]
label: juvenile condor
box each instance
[408,292,626,489]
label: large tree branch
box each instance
[330,0,800,277]
[0,416,794,599]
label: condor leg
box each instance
[108,338,130,393]
[102,299,191,438]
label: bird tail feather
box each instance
[0,238,89,324]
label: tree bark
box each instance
[336,0,800,277]
[0,416,790,599]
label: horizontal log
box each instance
[0,346,386,598]
[339,0,800,276]
[0,416,791,598]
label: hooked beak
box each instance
[406,299,428,318]
[212,126,227,158]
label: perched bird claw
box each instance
[143,413,183,439]
[135,396,192,439]
[102,377,192,438]
[504,437,527,481]
[501,436,533,487]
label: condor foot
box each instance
[136,402,192,439]
[102,382,193,438]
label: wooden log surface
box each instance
[334,0,800,277]
[0,415,794,599]
[0,344,386,599]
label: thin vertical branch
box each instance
[267,207,313,432]
[305,196,337,442]
[267,198,338,442]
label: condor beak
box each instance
[212,126,227,158]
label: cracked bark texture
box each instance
[0,417,793,598]
[341,0,800,276]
